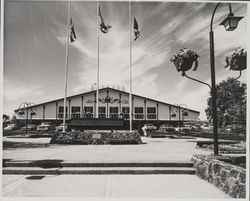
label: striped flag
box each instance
[133,17,140,41]
[98,6,112,33]
[70,18,76,42]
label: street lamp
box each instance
[209,3,243,155]
[177,104,188,130]
[18,102,36,135]
[171,104,188,131]
[170,3,244,156]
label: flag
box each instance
[133,17,140,41]
[98,6,111,34]
[70,18,76,43]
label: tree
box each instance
[3,114,10,128]
[205,78,246,129]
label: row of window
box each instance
[57,113,157,119]
[58,106,157,114]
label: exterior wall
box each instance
[158,103,170,120]
[15,88,200,122]
[44,101,57,119]
[183,110,199,121]
[32,105,43,119]
[145,99,158,120]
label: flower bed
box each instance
[50,131,142,145]
[202,143,246,154]
[191,155,246,198]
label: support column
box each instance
[119,93,122,118]
[106,90,109,118]
[68,99,71,119]
[43,105,45,120]
[56,102,58,120]
[157,103,159,120]
[81,96,84,117]
[144,100,146,120]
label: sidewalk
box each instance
[3,137,211,163]
[2,136,232,198]
[2,174,231,198]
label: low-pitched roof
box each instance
[14,87,200,114]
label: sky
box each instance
[3,1,248,120]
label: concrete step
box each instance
[3,167,196,175]
[3,161,194,168]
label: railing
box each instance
[121,114,130,119]
[98,114,106,118]
[109,113,119,118]
[58,113,68,118]
[71,113,80,118]
[134,114,144,119]
[83,113,93,118]
[147,114,157,119]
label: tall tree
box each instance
[3,114,10,128]
[205,78,246,129]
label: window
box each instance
[147,107,156,119]
[59,106,68,113]
[84,107,93,113]
[134,107,143,119]
[84,107,93,118]
[110,107,118,113]
[147,107,156,114]
[122,107,129,114]
[58,106,68,118]
[71,106,80,113]
[121,107,129,119]
[71,107,80,118]
[135,107,143,114]
[110,107,119,118]
[99,107,106,114]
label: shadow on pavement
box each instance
[3,141,50,150]
[32,160,64,169]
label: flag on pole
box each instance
[98,6,112,33]
[133,17,140,41]
[70,18,76,42]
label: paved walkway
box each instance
[2,174,231,198]
[3,137,211,163]
[2,136,231,198]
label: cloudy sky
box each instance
[3,1,247,120]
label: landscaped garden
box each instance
[50,130,142,145]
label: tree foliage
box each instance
[205,78,246,129]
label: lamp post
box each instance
[18,102,36,135]
[209,3,243,155]
[170,3,244,156]
[176,104,188,131]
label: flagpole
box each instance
[96,1,100,118]
[63,0,71,133]
[129,1,132,131]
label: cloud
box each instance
[3,78,44,102]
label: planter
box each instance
[50,131,142,145]
[170,48,199,73]
[225,48,247,71]
[174,58,198,72]
[230,55,247,71]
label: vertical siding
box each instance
[14,89,200,121]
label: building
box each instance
[14,87,200,130]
